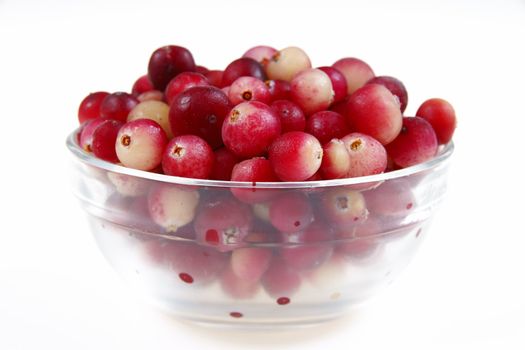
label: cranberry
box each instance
[270,100,306,133]
[230,158,279,203]
[367,76,408,113]
[231,247,273,282]
[266,46,311,82]
[340,84,403,145]
[317,66,348,103]
[320,139,351,179]
[162,135,214,179]
[204,70,224,88]
[195,65,209,74]
[148,45,196,90]
[321,188,368,227]
[99,92,139,122]
[210,147,239,181]
[148,185,200,233]
[164,72,209,105]
[290,68,334,115]
[265,79,291,101]
[169,86,231,149]
[261,258,302,298]
[220,266,260,299]
[222,58,267,86]
[269,192,314,233]
[91,119,123,162]
[115,119,168,171]
[332,57,375,94]
[228,76,272,105]
[242,45,278,66]
[364,178,415,218]
[306,110,349,145]
[222,101,281,158]
[78,91,109,124]
[385,116,438,168]
[79,118,107,152]
[268,131,323,181]
[416,98,456,144]
[137,90,164,103]
[131,75,154,97]
[341,133,387,177]
[127,100,172,138]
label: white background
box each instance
[1,0,525,349]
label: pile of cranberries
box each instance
[77,45,456,182]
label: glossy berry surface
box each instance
[306,110,349,145]
[162,135,214,179]
[169,86,231,149]
[91,119,123,162]
[80,118,107,152]
[320,139,351,179]
[290,68,334,115]
[222,58,267,86]
[265,79,291,101]
[367,76,408,113]
[131,75,154,97]
[210,147,239,181]
[269,192,314,233]
[266,46,311,82]
[222,101,281,158]
[228,76,271,105]
[100,92,139,122]
[341,132,387,177]
[148,45,196,90]
[78,91,109,124]
[230,158,279,203]
[332,57,375,94]
[242,45,277,66]
[317,66,348,103]
[416,98,456,145]
[127,100,172,138]
[165,72,209,105]
[270,100,306,133]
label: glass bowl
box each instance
[66,129,453,327]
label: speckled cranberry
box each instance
[290,68,334,115]
[242,45,278,66]
[341,132,387,177]
[228,76,271,105]
[231,247,273,282]
[321,188,368,227]
[148,185,200,232]
[162,135,214,179]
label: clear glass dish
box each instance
[66,129,453,327]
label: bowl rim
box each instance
[66,128,454,189]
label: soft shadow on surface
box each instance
[159,311,361,348]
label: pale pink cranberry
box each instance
[169,86,231,149]
[266,46,311,82]
[79,118,107,152]
[164,71,209,105]
[220,266,260,299]
[91,119,124,162]
[280,221,334,270]
[386,116,438,168]
[148,185,200,232]
[148,45,196,90]
[306,253,346,288]
[416,98,456,144]
[261,258,302,298]
[265,79,291,101]
[270,100,306,133]
[231,247,273,282]
[320,139,351,179]
[332,57,375,94]
[100,92,139,122]
[317,66,348,103]
[341,132,387,177]
[306,110,349,144]
[163,241,228,285]
[137,90,164,102]
[341,84,403,145]
[131,75,154,96]
[222,58,267,86]
[228,76,271,105]
[269,192,314,233]
[222,101,281,158]
[162,135,214,179]
[210,147,239,181]
[127,100,172,138]
[116,119,168,171]
[290,68,334,115]
[367,76,408,113]
[106,172,149,197]
[78,91,109,124]
[242,45,278,66]
[204,70,224,88]
[268,131,323,181]
[321,188,368,227]
[230,158,279,203]
[194,197,252,252]
[364,178,415,217]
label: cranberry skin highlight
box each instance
[162,135,214,179]
[100,92,139,122]
[148,45,196,91]
[169,86,231,149]
[222,101,281,158]
[385,116,438,168]
[78,91,109,124]
[91,119,124,163]
[222,58,267,86]
[342,84,403,145]
[269,131,323,181]
[367,75,408,113]
[416,98,457,145]
[165,72,209,105]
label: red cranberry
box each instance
[269,192,314,233]
[318,66,348,103]
[222,58,267,86]
[91,119,123,162]
[78,91,109,124]
[165,72,209,105]
[230,158,279,203]
[204,70,224,88]
[228,76,271,105]
[332,57,375,94]
[265,79,292,101]
[242,45,278,66]
[385,116,438,168]
[321,188,368,227]
[364,178,415,218]
[416,98,456,145]
[162,135,214,179]
[261,258,302,298]
[79,118,108,152]
[270,100,306,133]
[99,92,139,122]
[306,110,349,145]
[148,45,196,90]
[222,101,281,158]
[169,86,231,149]
[131,75,154,97]
[195,65,209,74]
[320,139,351,179]
[210,147,239,181]
[367,75,408,113]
